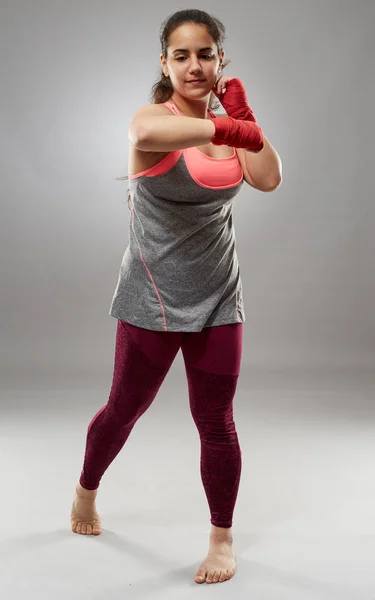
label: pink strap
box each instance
[163,101,217,119]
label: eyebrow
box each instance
[172,47,213,54]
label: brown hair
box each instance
[116,9,230,208]
[152,9,230,109]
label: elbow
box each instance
[263,160,283,191]
[262,175,283,192]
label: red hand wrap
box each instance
[216,78,257,122]
[210,117,264,153]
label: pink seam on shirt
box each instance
[130,203,168,331]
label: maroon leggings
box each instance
[79,319,243,528]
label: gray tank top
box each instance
[109,101,246,332]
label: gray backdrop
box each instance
[1,3,374,598]
[1,0,374,390]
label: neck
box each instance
[170,93,210,119]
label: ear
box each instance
[160,54,168,77]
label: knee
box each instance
[106,394,152,427]
[191,411,238,440]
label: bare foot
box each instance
[71,482,102,535]
[194,539,237,584]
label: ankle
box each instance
[210,525,233,544]
[76,482,98,498]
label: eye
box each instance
[176,55,213,61]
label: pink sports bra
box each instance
[128,101,243,190]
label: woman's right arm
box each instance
[129,104,216,152]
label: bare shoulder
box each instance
[129,102,175,143]
[128,103,175,175]
[131,102,175,123]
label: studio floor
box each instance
[1,367,374,599]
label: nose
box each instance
[188,56,203,73]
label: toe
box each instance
[212,570,220,583]
[76,522,82,534]
[206,569,215,583]
[81,524,87,534]
[195,571,206,583]
[219,570,227,582]
[86,524,93,535]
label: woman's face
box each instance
[161,23,223,99]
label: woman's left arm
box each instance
[213,78,282,192]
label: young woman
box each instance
[70,9,282,585]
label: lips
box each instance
[187,79,205,82]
